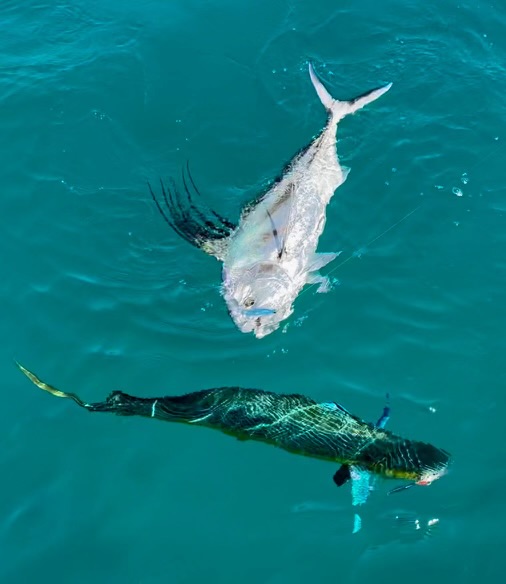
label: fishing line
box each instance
[283,67,506,334]
[301,203,423,296]
[301,119,506,296]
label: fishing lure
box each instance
[17,364,450,494]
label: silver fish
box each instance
[150,63,391,338]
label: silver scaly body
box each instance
[150,63,391,338]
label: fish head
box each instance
[415,463,449,486]
[367,439,451,487]
[412,444,451,486]
[386,456,450,495]
[223,261,295,338]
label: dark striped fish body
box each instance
[17,364,450,486]
[98,387,371,462]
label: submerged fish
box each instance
[149,63,392,338]
[17,363,450,491]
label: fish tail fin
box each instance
[16,361,92,409]
[308,62,392,122]
[16,361,158,416]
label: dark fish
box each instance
[17,363,450,488]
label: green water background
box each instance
[1,0,505,582]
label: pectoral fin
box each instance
[333,464,351,487]
[308,252,341,272]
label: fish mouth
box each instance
[388,469,447,495]
[416,464,449,486]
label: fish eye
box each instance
[244,297,255,308]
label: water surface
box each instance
[1,1,505,582]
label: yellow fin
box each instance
[16,361,89,407]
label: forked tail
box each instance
[308,62,392,123]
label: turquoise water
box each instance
[2,0,505,581]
